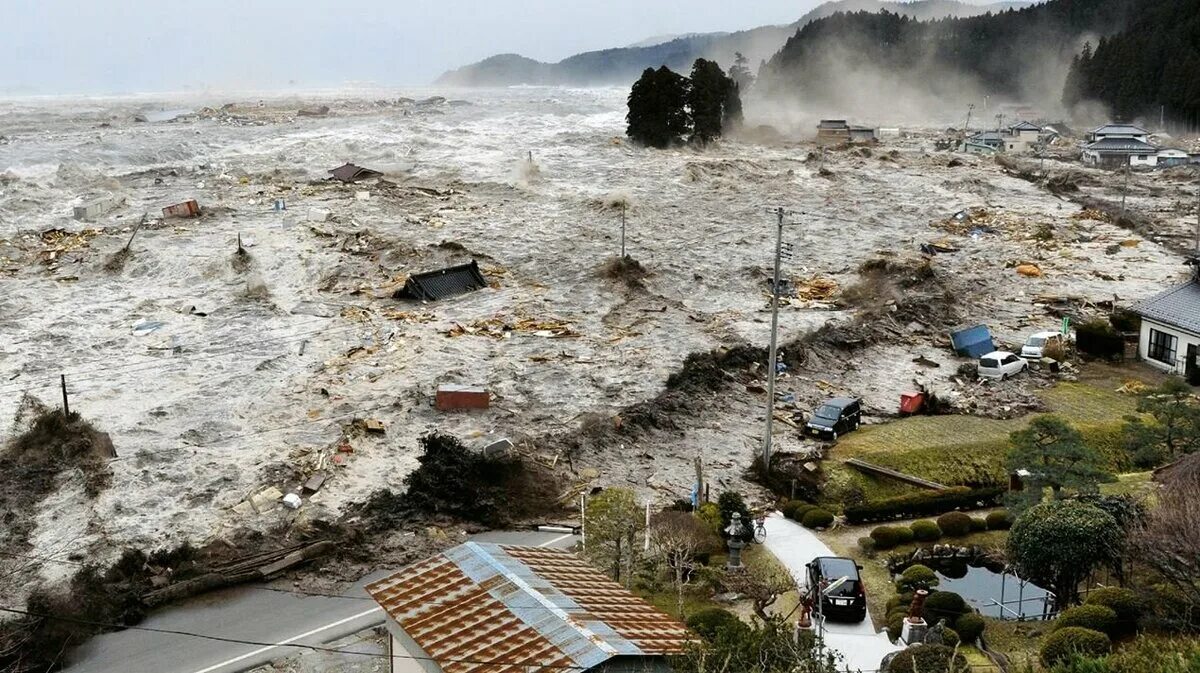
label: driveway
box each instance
[64,530,578,673]
[763,513,902,673]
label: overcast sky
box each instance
[1,0,842,94]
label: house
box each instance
[817,119,850,146]
[849,126,877,143]
[1081,137,1160,168]
[1157,148,1191,167]
[366,542,692,673]
[1006,121,1041,152]
[1088,123,1150,144]
[1132,269,1200,385]
[329,162,383,183]
[964,131,1005,153]
[962,123,1039,154]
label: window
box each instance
[1148,328,1178,365]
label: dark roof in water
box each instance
[397,260,487,301]
[818,119,849,129]
[1132,279,1200,334]
[328,163,383,183]
[1084,137,1157,153]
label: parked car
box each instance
[1021,331,1068,359]
[805,556,867,623]
[978,351,1028,380]
[804,397,862,440]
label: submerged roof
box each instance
[1133,279,1200,334]
[329,162,383,183]
[1084,137,1157,153]
[397,260,487,301]
[366,543,691,673]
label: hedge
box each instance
[954,613,985,644]
[1084,587,1141,635]
[871,526,907,550]
[937,512,973,537]
[782,500,816,522]
[802,508,835,529]
[911,520,943,542]
[888,644,968,673]
[985,509,1014,530]
[925,591,968,623]
[969,516,988,532]
[844,486,1006,524]
[1054,605,1118,637]
[1040,627,1111,665]
[1077,319,1124,360]
[686,608,747,641]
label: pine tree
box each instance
[728,52,755,90]
[688,58,731,145]
[626,66,689,148]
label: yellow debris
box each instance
[1116,380,1149,394]
[1016,263,1043,278]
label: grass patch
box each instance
[980,618,1048,670]
[825,380,1139,501]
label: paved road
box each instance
[64,530,578,673]
[762,513,902,673]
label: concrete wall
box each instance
[1138,318,1200,376]
[388,623,442,673]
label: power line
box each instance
[0,605,591,670]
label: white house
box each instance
[1082,137,1160,168]
[1133,272,1200,385]
[1089,123,1151,144]
[1007,121,1041,152]
[1157,148,1191,167]
[365,542,691,673]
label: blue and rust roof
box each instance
[366,543,691,673]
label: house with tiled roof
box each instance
[366,542,692,673]
[1132,266,1200,385]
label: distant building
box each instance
[817,119,876,146]
[1088,123,1151,144]
[1081,137,1160,168]
[962,122,1040,154]
[1132,271,1200,384]
[1006,121,1041,152]
[366,542,692,673]
[1157,148,1191,167]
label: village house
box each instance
[1133,266,1200,385]
[1006,121,1041,152]
[962,121,1042,154]
[817,119,877,146]
[365,542,692,673]
[1088,123,1151,143]
[1082,136,1160,168]
[1156,148,1192,167]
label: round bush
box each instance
[896,564,940,593]
[801,508,835,529]
[924,591,968,623]
[894,526,915,544]
[886,612,906,642]
[911,520,943,542]
[886,594,907,612]
[969,516,988,532]
[686,608,747,641]
[782,501,815,522]
[937,512,973,537]
[857,536,877,556]
[1055,605,1118,637]
[888,644,968,673]
[1084,588,1141,634]
[871,526,901,550]
[954,612,985,644]
[1040,627,1111,665]
[941,627,960,649]
[986,509,1014,530]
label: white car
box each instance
[978,351,1028,380]
[1021,331,1067,359]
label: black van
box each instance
[805,556,868,622]
[804,397,862,440]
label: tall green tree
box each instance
[1122,377,1200,467]
[626,66,690,148]
[1006,415,1113,510]
[584,488,643,585]
[687,58,733,145]
[727,51,755,90]
[1008,500,1123,609]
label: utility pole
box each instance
[763,207,787,472]
[1194,167,1199,253]
[963,103,974,134]
[60,374,70,417]
[1121,165,1131,218]
[620,203,627,259]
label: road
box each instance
[762,513,903,673]
[64,530,578,673]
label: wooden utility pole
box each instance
[620,203,627,259]
[763,207,784,472]
[60,374,70,417]
[1121,166,1131,218]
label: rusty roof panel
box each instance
[365,543,691,672]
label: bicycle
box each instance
[752,515,767,544]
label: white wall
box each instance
[1131,153,1159,168]
[1138,319,1200,375]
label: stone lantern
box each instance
[725,512,748,570]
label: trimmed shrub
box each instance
[954,612,985,644]
[686,608,747,641]
[925,591,968,623]
[801,508,834,529]
[871,526,904,550]
[894,526,915,544]
[782,500,816,522]
[886,612,906,642]
[941,627,960,649]
[1040,627,1111,665]
[969,516,988,532]
[896,564,940,593]
[1084,587,1142,636]
[937,512,973,537]
[911,520,943,542]
[857,536,877,556]
[888,644,968,673]
[1109,308,1140,334]
[1055,605,1118,637]
[886,594,908,612]
[985,509,1014,530]
[844,486,1006,524]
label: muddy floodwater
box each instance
[0,87,1192,594]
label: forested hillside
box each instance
[1063,0,1200,127]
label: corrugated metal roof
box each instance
[367,543,691,673]
[397,261,487,301]
[1133,279,1200,335]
